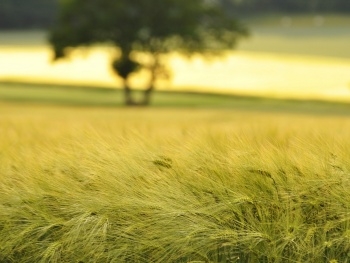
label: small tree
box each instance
[49,0,248,105]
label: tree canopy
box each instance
[49,0,248,105]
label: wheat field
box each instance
[1,103,350,262]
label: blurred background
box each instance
[0,0,350,103]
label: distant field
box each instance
[0,30,48,46]
[1,102,350,262]
[1,81,350,115]
[1,14,350,101]
[238,33,350,59]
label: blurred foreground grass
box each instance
[1,97,350,262]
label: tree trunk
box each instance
[123,78,135,106]
[143,87,153,106]
[142,54,158,106]
[143,72,155,106]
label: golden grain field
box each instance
[1,103,350,262]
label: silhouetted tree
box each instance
[49,0,248,105]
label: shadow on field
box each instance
[1,80,350,116]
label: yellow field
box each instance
[2,16,350,102]
[1,46,350,101]
[1,103,350,262]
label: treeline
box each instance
[0,0,349,29]
[0,0,58,29]
[222,0,350,14]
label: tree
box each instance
[49,0,248,105]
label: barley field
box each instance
[1,14,350,262]
[1,100,350,262]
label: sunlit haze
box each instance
[1,15,350,101]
